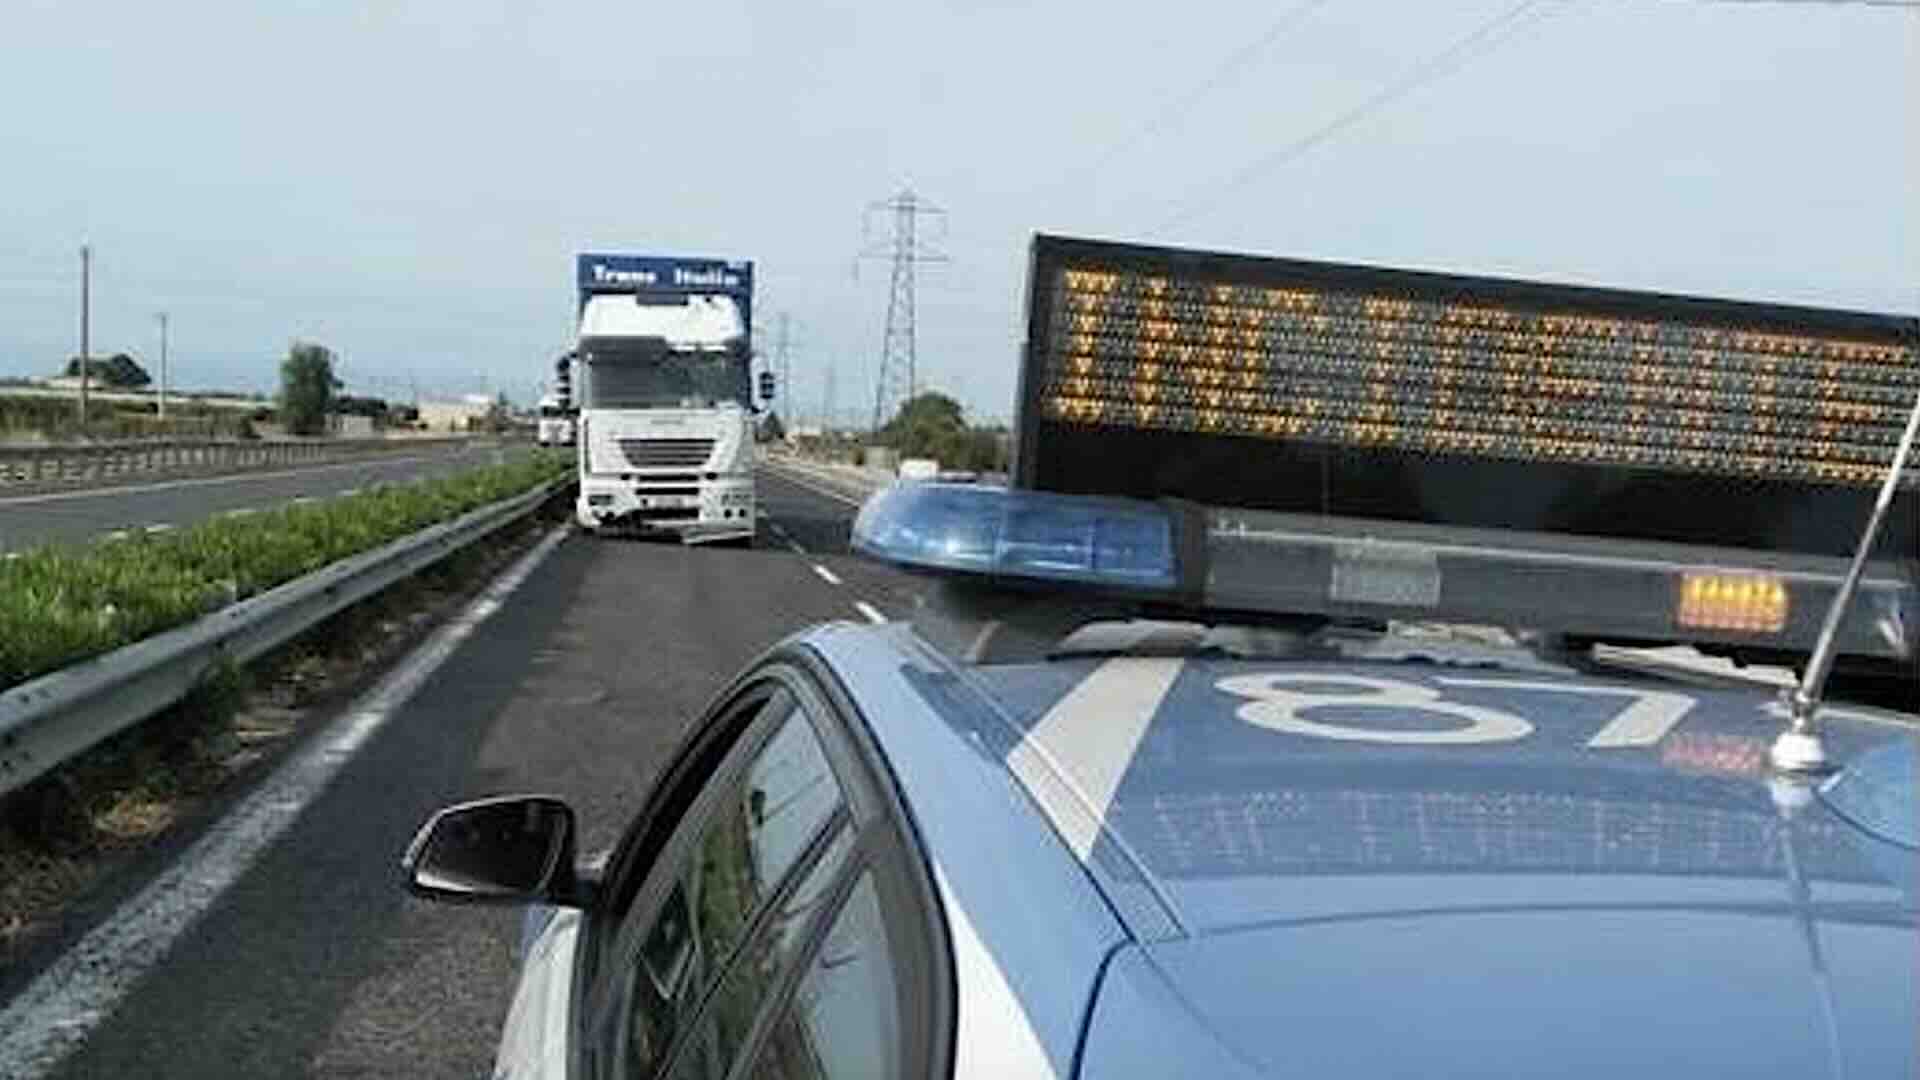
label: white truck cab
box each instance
[535,394,574,447]
[572,254,765,544]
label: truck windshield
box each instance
[581,338,748,410]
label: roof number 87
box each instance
[1216,673,1694,749]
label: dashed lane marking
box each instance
[812,564,843,586]
[854,601,886,624]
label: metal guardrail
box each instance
[0,479,565,799]
[0,436,488,490]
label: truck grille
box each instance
[618,438,714,469]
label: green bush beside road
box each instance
[0,452,570,691]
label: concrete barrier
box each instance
[0,436,482,491]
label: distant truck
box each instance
[535,393,574,448]
[572,253,773,543]
[898,458,940,482]
[1013,234,1918,698]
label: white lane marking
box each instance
[101,530,130,542]
[143,524,173,534]
[0,525,570,1080]
[1007,658,1184,861]
[786,540,807,555]
[758,463,868,507]
[853,601,886,624]
[812,564,842,586]
[222,508,257,518]
[0,454,439,507]
[338,488,360,497]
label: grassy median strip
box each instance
[2,495,567,958]
[0,451,570,692]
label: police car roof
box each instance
[805,621,1918,1077]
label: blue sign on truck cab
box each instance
[574,253,754,334]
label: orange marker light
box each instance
[1677,573,1789,634]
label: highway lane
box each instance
[0,443,532,552]
[4,467,922,1080]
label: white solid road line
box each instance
[0,525,571,1080]
[0,454,438,507]
[812,564,843,586]
[854,601,886,624]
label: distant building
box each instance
[416,399,492,432]
[330,414,376,438]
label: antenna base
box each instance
[1770,729,1832,775]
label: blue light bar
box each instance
[851,483,1178,589]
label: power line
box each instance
[1150,0,1910,233]
[1671,0,1917,7]
[1154,0,1555,235]
[1057,0,1335,198]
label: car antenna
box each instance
[1772,386,1920,774]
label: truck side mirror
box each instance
[402,795,593,908]
[758,371,776,400]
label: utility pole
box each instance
[824,360,837,434]
[156,311,170,422]
[78,244,91,430]
[774,312,793,419]
[859,187,947,434]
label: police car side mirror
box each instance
[402,795,595,908]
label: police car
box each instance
[403,479,1918,1079]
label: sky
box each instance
[1,0,1914,424]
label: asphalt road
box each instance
[0,444,532,552]
[2,466,920,1079]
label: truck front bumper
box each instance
[576,475,754,543]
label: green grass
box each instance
[0,452,570,691]
[0,393,245,440]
